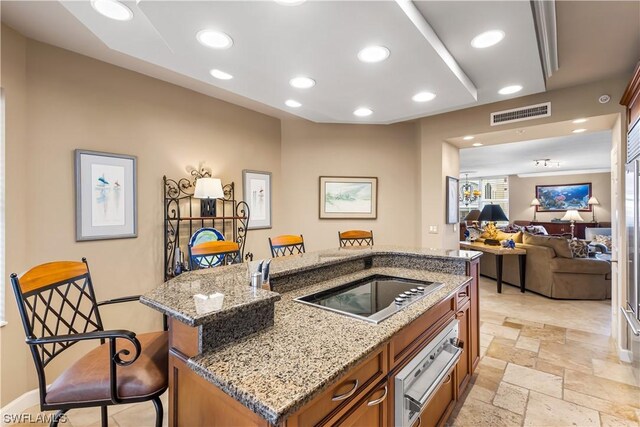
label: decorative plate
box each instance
[189,227,225,267]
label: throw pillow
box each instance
[593,235,612,251]
[569,238,589,258]
[512,230,523,244]
[502,224,523,233]
[524,225,549,235]
[522,232,573,259]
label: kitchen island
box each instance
[142,246,481,427]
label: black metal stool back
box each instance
[339,230,374,247]
[269,234,306,257]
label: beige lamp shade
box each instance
[588,196,600,206]
[194,177,224,199]
[530,198,541,206]
[464,209,481,222]
[561,209,584,222]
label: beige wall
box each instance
[508,172,612,223]
[0,27,282,406]
[0,25,35,408]
[280,119,420,251]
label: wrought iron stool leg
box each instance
[49,409,68,427]
[152,396,163,427]
[101,406,108,427]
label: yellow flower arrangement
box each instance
[483,222,498,240]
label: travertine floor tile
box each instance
[481,322,521,340]
[479,355,507,371]
[563,389,640,423]
[565,369,640,408]
[449,397,523,427]
[534,359,565,377]
[524,391,600,427]
[503,363,563,398]
[538,339,606,374]
[480,332,495,347]
[486,339,537,368]
[567,329,615,349]
[600,413,640,427]
[519,324,566,343]
[466,383,496,403]
[593,359,640,387]
[493,381,528,415]
[515,336,540,353]
[504,317,545,328]
[481,310,507,325]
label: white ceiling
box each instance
[460,130,613,178]
[1,0,546,124]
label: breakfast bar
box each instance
[141,247,481,427]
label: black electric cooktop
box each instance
[294,275,443,324]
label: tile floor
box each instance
[13,277,640,426]
[448,277,640,427]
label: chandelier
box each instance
[459,174,481,206]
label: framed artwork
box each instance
[446,176,459,224]
[75,150,137,241]
[535,182,592,212]
[319,176,378,219]
[243,170,272,229]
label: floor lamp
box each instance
[530,198,540,221]
[588,196,600,222]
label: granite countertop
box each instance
[187,266,472,424]
[140,246,480,326]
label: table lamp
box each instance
[530,198,541,221]
[464,209,481,226]
[194,177,224,217]
[587,196,600,222]
[478,204,509,246]
[561,209,584,238]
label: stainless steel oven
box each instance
[394,319,462,427]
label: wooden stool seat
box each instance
[269,235,305,257]
[339,230,374,247]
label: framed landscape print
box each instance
[243,170,272,229]
[319,176,377,219]
[535,182,592,212]
[446,176,459,224]
[75,150,137,241]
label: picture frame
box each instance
[446,176,459,224]
[319,176,378,219]
[75,150,137,241]
[243,170,272,229]
[535,182,592,212]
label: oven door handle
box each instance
[406,345,462,410]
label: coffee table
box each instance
[459,241,527,293]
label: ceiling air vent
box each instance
[490,102,551,126]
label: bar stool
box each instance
[339,230,374,247]
[188,240,241,270]
[269,235,305,257]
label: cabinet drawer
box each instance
[334,380,389,427]
[455,283,470,307]
[411,365,456,427]
[391,297,455,367]
[292,347,387,427]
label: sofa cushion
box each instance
[512,231,523,244]
[523,232,573,258]
[524,225,548,235]
[549,258,611,275]
[592,235,612,251]
[569,238,589,258]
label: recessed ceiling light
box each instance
[357,46,390,63]
[412,92,436,102]
[353,107,373,117]
[472,142,483,147]
[572,118,588,124]
[285,99,302,108]
[471,30,505,48]
[463,135,474,141]
[197,30,233,49]
[498,85,523,95]
[572,128,587,133]
[210,69,233,80]
[91,0,133,21]
[274,0,306,5]
[289,77,316,89]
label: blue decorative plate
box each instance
[189,227,225,267]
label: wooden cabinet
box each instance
[333,380,389,427]
[530,221,596,239]
[467,259,480,371]
[287,347,388,427]
[621,61,640,126]
[410,365,456,427]
[455,300,472,396]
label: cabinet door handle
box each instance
[456,311,464,319]
[331,379,359,401]
[415,417,422,427]
[442,374,452,385]
[458,291,468,298]
[367,385,388,407]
